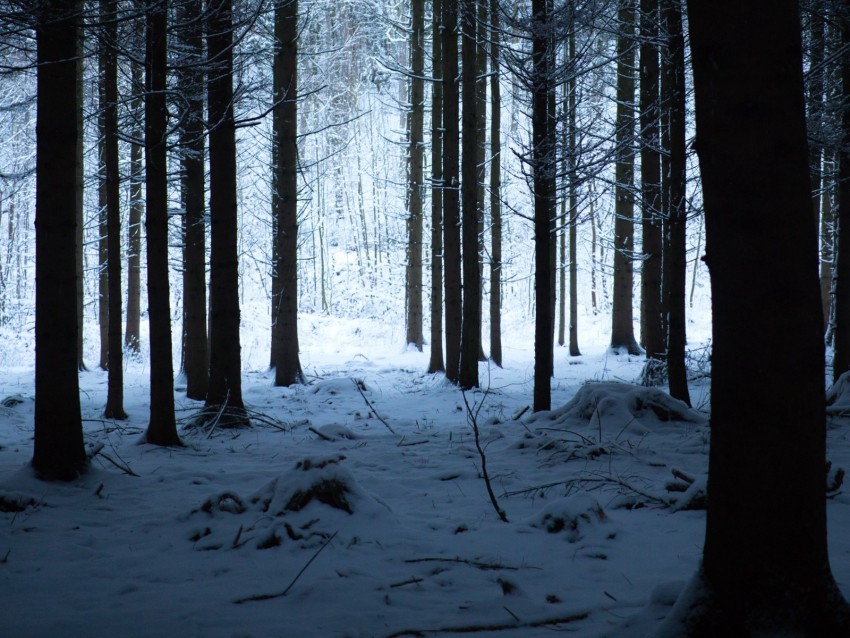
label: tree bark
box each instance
[567,26,580,357]
[125,49,142,354]
[662,0,850,633]
[488,0,502,367]
[33,0,88,480]
[834,3,850,382]
[271,0,305,387]
[75,20,86,372]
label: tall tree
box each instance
[125,50,143,353]
[567,25,580,358]
[427,0,446,374]
[488,0,502,367]
[610,0,640,354]
[178,0,209,400]
[442,0,462,383]
[33,0,88,480]
[75,17,86,372]
[459,0,480,389]
[662,0,690,405]
[532,0,555,411]
[102,0,126,419]
[270,0,305,386]
[659,0,850,632]
[143,0,180,446]
[206,0,247,419]
[97,58,109,372]
[834,3,850,382]
[405,0,425,350]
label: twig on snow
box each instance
[462,389,508,523]
[404,557,532,571]
[385,610,589,637]
[352,378,396,435]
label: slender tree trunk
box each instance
[475,0,487,362]
[640,0,664,361]
[125,53,142,353]
[428,0,446,374]
[97,58,109,372]
[143,0,180,446]
[834,4,850,382]
[33,0,88,480]
[206,0,247,417]
[567,26,580,357]
[75,21,86,372]
[443,0,462,383]
[271,0,305,386]
[611,0,640,354]
[532,0,554,411]
[488,0,502,367]
[178,0,209,400]
[666,0,850,633]
[102,0,126,419]
[822,149,835,334]
[663,0,690,405]
[459,0,480,390]
[406,0,425,350]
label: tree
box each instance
[178,0,209,400]
[205,0,247,421]
[532,0,555,411]
[270,0,305,387]
[75,16,86,372]
[32,0,88,480]
[427,0,446,375]
[610,0,640,355]
[125,44,143,353]
[566,20,580,358]
[488,0,502,367]
[143,0,180,446]
[459,0,481,390]
[834,2,850,382]
[405,0,425,351]
[442,0,462,383]
[656,0,850,633]
[102,0,127,419]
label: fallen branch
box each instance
[308,426,335,441]
[403,557,530,571]
[385,611,589,637]
[93,449,140,477]
[352,378,396,435]
[233,531,338,604]
[462,390,508,523]
[389,577,425,588]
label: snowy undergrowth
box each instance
[1,314,850,638]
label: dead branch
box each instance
[385,611,589,637]
[352,378,396,435]
[403,557,529,571]
[462,390,508,523]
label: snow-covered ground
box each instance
[2,312,849,638]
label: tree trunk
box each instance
[532,0,554,411]
[567,26,580,357]
[663,0,690,405]
[488,0,502,367]
[97,57,109,372]
[427,0,446,374]
[475,0,487,362]
[125,50,142,353]
[206,0,247,419]
[406,0,425,350]
[75,21,86,372]
[459,0,480,390]
[834,4,850,382]
[33,0,88,480]
[442,0,462,383]
[102,0,126,419]
[661,0,850,633]
[179,0,209,400]
[611,0,640,354]
[271,0,305,387]
[143,0,180,446]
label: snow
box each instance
[2,314,850,638]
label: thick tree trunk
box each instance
[206,0,247,418]
[102,0,126,419]
[428,0,446,374]
[271,0,305,387]
[406,0,425,350]
[489,0,502,367]
[143,0,180,446]
[179,0,209,400]
[459,0,480,390]
[75,24,86,372]
[834,5,850,382]
[442,0,462,383]
[33,0,88,480]
[97,70,109,373]
[611,0,640,355]
[661,0,850,633]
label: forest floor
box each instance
[1,313,850,637]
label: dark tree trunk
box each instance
[427,0,446,374]
[178,0,209,400]
[489,0,502,367]
[97,61,109,372]
[532,0,554,411]
[206,0,247,418]
[33,0,88,480]
[102,0,126,419]
[663,0,690,405]
[663,0,850,633]
[611,0,640,354]
[834,4,850,382]
[567,26,580,358]
[640,0,663,361]
[75,24,86,372]
[459,0,480,390]
[125,51,142,353]
[143,0,180,446]
[271,0,305,387]
[442,0,462,383]
[475,0,487,362]
[406,0,425,351]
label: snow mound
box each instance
[827,371,850,417]
[310,377,367,396]
[526,494,610,542]
[529,382,706,428]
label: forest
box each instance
[1,0,849,636]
